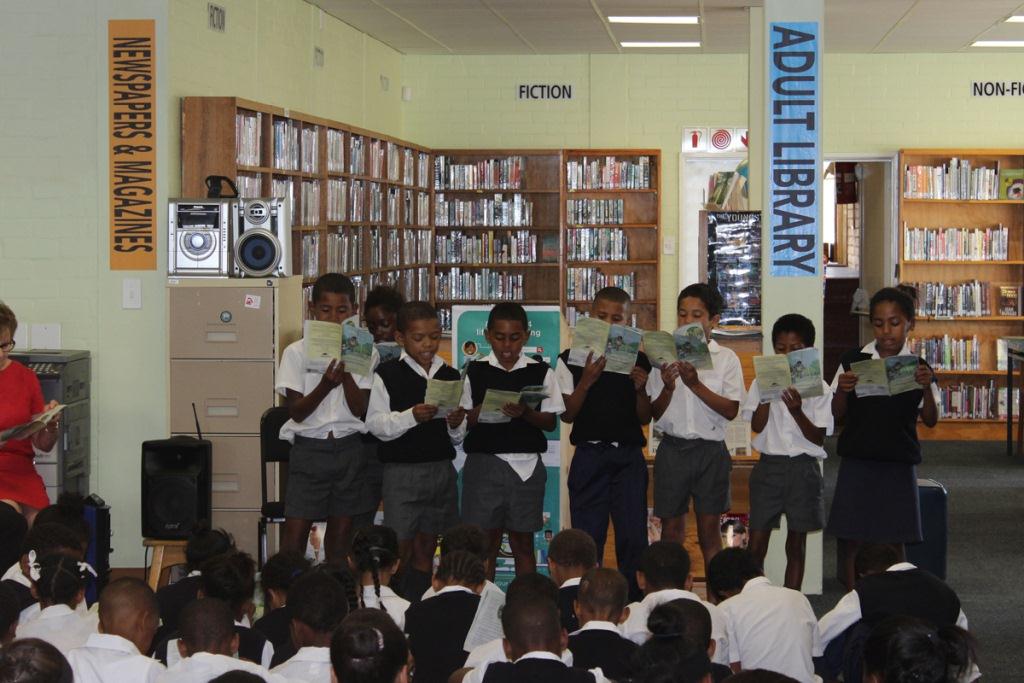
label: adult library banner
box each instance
[453,305,562,589]
[108,19,157,270]
[767,22,820,277]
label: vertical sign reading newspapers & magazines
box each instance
[108,20,157,270]
[768,22,820,277]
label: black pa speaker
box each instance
[141,436,212,539]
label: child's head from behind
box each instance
[501,596,564,662]
[638,541,692,594]
[185,522,234,573]
[863,616,976,683]
[351,526,401,606]
[677,284,724,339]
[869,287,916,357]
[431,550,485,593]
[395,302,441,369]
[260,550,310,611]
[33,493,89,555]
[505,572,559,606]
[21,523,83,579]
[439,524,488,562]
[546,529,598,585]
[365,286,404,343]
[771,314,815,354]
[199,550,256,621]
[31,553,91,609]
[854,543,902,580]
[178,598,237,658]
[0,638,73,683]
[706,548,762,603]
[98,578,160,655]
[485,303,529,369]
[591,287,632,325]
[311,273,358,324]
[288,571,349,648]
[631,626,712,683]
[331,610,409,683]
[650,598,715,658]
[576,567,629,625]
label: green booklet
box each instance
[642,330,677,369]
[478,389,522,424]
[674,324,713,370]
[304,320,342,371]
[424,378,463,418]
[851,355,921,397]
[375,342,402,364]
[341,318,375,378]
[519,384,549,410]
[604,324,642,374]
[0,403,65,446]
[568,317,611,366]
[753,347,824,403]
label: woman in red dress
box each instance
[0,302,60,523]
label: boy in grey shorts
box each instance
[741,313,832,589]
[366,301,467,599]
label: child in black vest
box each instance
[366,301,466,600]
[829,287,938,589]
[252,550,310,666]
[556,286,652,600]
[461,303,565,577]
[547,529,597,632]
[568,568,638,681]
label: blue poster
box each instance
[768,21,820,277]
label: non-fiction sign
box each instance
[767,22,820,277]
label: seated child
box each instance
[156,523,234,637]
[4,523,84,619]
[331,609,409,683]
[67,577,165,683]
[365,302,466,600]
[350,526,410,629]
[567,568,637,681]
[707,548,820,682]
[252,550,310,666]
[403,550,485,683]
[0,638,74,683]
[862,616,976,683]
[271,571,349,682]
[15,552,98,651]
[33,492,91,556]
[547,529,598,632]
[620,541,728,666]
[421,524,504,603]
[0,501,27,583]
[629,604,713,683]
[648,599,731,683]
[0,584,19,646]
[460,302,565,577]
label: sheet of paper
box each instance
[425,379,463,417]
[675,323,713,370]
[753,355,791,403]
[851,358,890,397]
[462,585,507,652]
[341,320,375,378]
[788,347,824,399]
[375,342,402,364]
[605,324,642,375]
[478,389,521,423]
[304,320,342,371]
[568,317,610,366]
[885,355,921,395]
[642,330,677,369]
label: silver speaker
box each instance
[168,200,234,277]
[232,198,292,277]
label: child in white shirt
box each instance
[272,571,349,683]
[15,552,97,652]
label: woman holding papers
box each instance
[829,288,938,589]
[0,302,61,523]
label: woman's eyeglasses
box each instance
[0,341,15,352]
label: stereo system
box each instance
[168,197,291,278]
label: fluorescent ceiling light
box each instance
[608,16,699,24]
[1005,15,1024,22]
[621,41,701,48]
[972,40,1024,47]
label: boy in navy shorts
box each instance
[742,314,832,590]
[275,273,376,564]
[366,301,467,600]
[556,286,651,600]
[461,303,565,578]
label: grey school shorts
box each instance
[285,434,371,519]
[653,436,731,518]
[461,453,546,533]
[382,460,460,540]
[748,454,825,533]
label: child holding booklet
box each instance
[646,284,744,577]
[366,301,466,600]
[556,287,651,599]
[275,273,377,564]
[830,287,938,589]
[742,314,833,590]
[461,303,565,578]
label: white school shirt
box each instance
[620,588,730,665]
[460,352,565,481]
[366,353,467,444]
[360,584,411,630]
[68,633,165,683]
[464,650,607,683]
[272,646,332,683]
[569,620,622,636]
[15,603,98,651]
[741,379,833,457]
[831,341,941,406]
[422,578,504,602]
[165,620,273,669]
[275,339,377,443]
[646,340,745,441]
[718,576,822,683]
[156,652,288,683]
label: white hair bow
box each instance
[27,550,41,582]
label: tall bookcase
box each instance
[899,149,1024,440]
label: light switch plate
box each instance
[663,237,676,255]
[122,278,142,309]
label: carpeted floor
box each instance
[808,438,1024,681]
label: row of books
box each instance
[369,140,385,179]
[301,126,318,174]
[434,155,525,190]
[417,153,430,190]
[906,280,992,317]
[903,225,1010,261]
[300,181,320,226]
[567,199,625,226]
[301,233,319,279]
[903,159,1000,200]
[937,382,1015,420]
[386,142,399,182]
[235,111,261,167]
[271,178,298,225]
[350,135,365,175]
[350,180,365,222]
[369,184,384,222]
[434,193,535,227]
[566,268,635,301]
[369,228,401,270]
[908,335,980,371]
[434,268,525,301]
[326,230,362,273]
[566,306,638,328]
[438,307,452,334]
[237,173,261,199]
[567,228,629,262]
[435,230,547,265]
[273,119,300,171]
[327,129,344,173]
[566,156,652,190]
[402,229,432,265]
[327,180,347,222]
[369,268,429,303]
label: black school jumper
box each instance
[464,359,549,455]
[481,657,597,683]
[375,359,460,463]
[568,628,638,680]
[404,589,480,683]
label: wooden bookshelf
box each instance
[899,149,1024,440]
